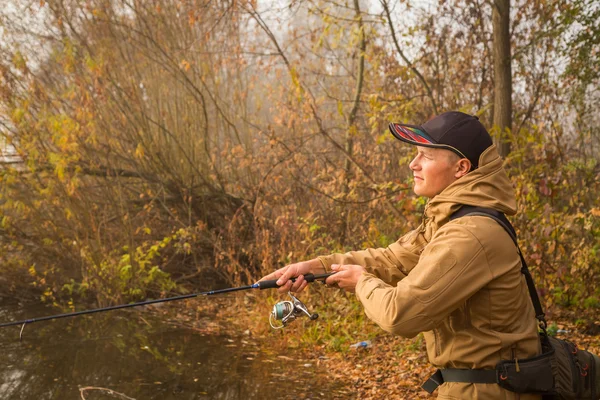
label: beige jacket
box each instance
[319,145,541,399]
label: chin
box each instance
[414,188,433,198]
[413,185,425,197]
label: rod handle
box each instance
[257,272,336,290]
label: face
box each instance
[408,146,467,198]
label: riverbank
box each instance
[3,286,597,399]
[182,288,600,400]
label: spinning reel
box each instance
[269,292,319,329]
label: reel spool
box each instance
[269,292,318,329]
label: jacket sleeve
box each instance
[354,219,514,338]
[317,229,424,286]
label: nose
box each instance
[409,154,420,171]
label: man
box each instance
[260,111,541,399]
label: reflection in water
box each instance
[0,300,349,399]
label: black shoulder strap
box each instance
[450,205,547,328]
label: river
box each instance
[0,298,349,399]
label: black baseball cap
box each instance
[389,111,493,169]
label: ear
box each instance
[454,159,472,178]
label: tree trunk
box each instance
[339,0,366,246]
[492,0,512,157]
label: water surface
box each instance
[0,299,348,399]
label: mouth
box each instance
[414,176,423,181]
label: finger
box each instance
[290,274,305,292]
[331,264,350,272]
[297,280,309,293]
[325,274,339,286]
[337,278,352,292]
[276,265,298,285]
[259,269,283,282]
[292,279,308,293]
[278,280,293,294]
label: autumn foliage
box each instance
[0,0,598,327]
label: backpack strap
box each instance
[449,205,547,328]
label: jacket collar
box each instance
[423,145,517,230]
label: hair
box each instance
[444,149,473,173]
[446,150,462,163]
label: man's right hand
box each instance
[258,258,325,294]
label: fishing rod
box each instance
[0,272,335,339]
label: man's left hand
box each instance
[326,264,365,292]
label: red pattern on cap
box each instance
[394,125,432,144]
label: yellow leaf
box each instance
[135,143,145,158]
[11,108,25,123]
[12,51,26,71]
[56,163,65,180]
[180,60,191,71]
[290,66,300,89]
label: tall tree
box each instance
[339,0,366,246]
[492,0,513,157]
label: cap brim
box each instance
[389,123,436,145]
[388,123,466,157]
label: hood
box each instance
[425,144,517,223]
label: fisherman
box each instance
[259,111,542,399]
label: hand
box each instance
[325,264,365,293]
[258,259,324,294]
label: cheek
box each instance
[422,162,439,179]
[436,166,457,187]
[424,163,453,187]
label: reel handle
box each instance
[257,272,336,290]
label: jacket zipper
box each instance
[433,329,441,358]
[421,203,430,229]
